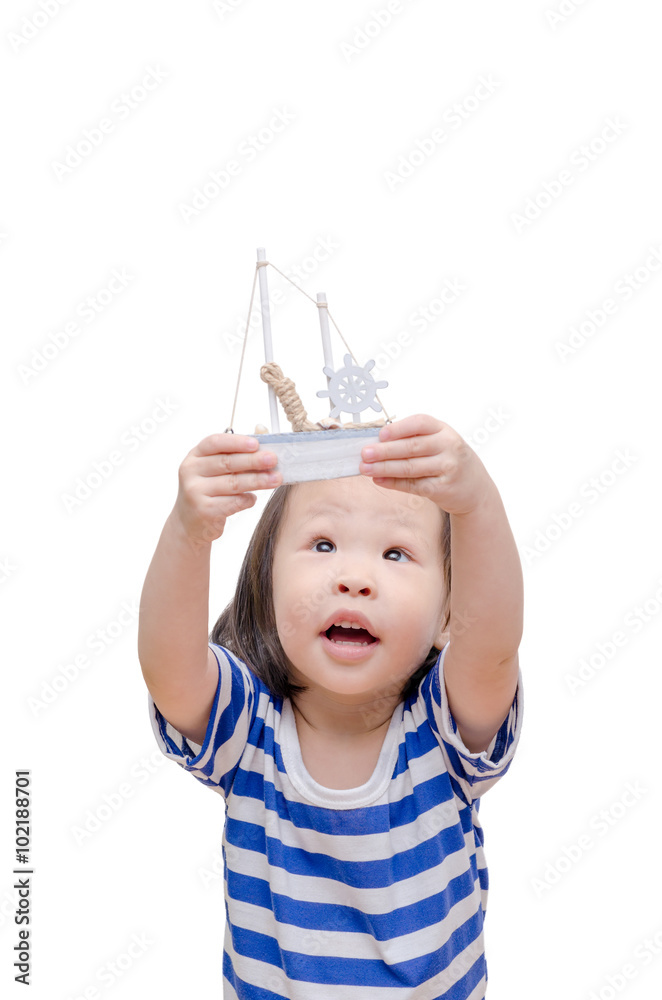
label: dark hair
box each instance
[210,482,452,704]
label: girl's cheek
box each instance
[278,620,297,642]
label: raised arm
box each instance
[138,510,218,745]
[138,432,282,745]
[444,480,523,753]
[359,414,523,754]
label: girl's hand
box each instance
[359,413,494,516]
[172,433,282,544]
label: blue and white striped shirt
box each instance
[149,640,523,999]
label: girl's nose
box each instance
[336,577,372,597]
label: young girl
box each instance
[138,412,524,999]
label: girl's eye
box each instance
[311,538,335,553]
[384,548,410,562]
[309,539,409,560]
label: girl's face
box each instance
[271,475,448,705]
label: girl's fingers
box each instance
[379,414,444,441]
[361,455,444,480]
[362,432,441,465]
[368,476,442,499]
[193,448,278,478]
[204,469,282,496]
[191,433,260,458]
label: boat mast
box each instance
[316,292,335,419]
[257,246,280,433]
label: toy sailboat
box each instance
[225,247,393,485]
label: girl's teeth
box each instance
[332,640,368,646]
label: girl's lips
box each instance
[319,632,381,661]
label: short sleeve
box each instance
[422,641,523,804]
[148,643,258,798]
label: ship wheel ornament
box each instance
[316,354,389,419]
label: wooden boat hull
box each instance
[256,427,381,485]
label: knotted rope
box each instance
[260,362,387,431]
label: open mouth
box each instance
[323,624,378,647]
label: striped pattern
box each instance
[149,641,523,998]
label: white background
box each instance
[2,1,661,997]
